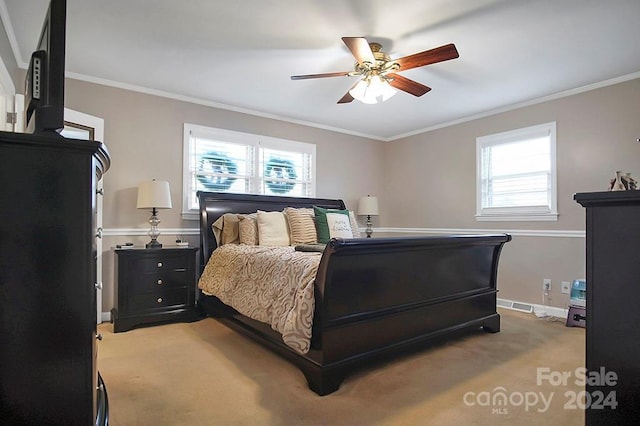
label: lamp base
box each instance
[146,239,162,249]
[365,215,373,238]
[146,208,162,249]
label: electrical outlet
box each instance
[543,279,551,292]
[561,281,571,294]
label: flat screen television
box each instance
[24,0,66,134]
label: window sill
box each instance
[182,211,199,221]
[476,212,558,222]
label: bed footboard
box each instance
[305,234,511,394]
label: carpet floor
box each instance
[98,309,585,425]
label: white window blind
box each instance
[476,122,557,221]
[182,124,316,219]
[260,147,313,197]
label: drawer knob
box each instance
[157,279,163,285]
[157,297,163,303]
[157,262,163,268]
[96,334,103,341]
[95,282,103,290]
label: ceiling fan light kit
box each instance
[291,37,459,105]
[349,74,397,104]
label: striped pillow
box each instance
[284,207,317,244]
[349,211,362,238]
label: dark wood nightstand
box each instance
[112,247,201,332]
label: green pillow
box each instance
[313,206,352,243]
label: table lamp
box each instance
[358,195,379,238]
[137,180,172,248]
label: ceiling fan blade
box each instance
[387,74,432,97]
[342,37,375,65]
[393,43,459,71]
[291,71,351,80]
[337,80,359,103]
[337,91,354,104]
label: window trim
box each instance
[476,122,558,222]
[182,123,316,220]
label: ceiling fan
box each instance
[291,37,459,104]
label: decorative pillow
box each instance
[238,213,258,245]
[326,213,353,239]
[211,213,240,245]
[257,210,290,246]
[222,213,240,244]
[313,206,353,243]
[349,211,362,238]
[284,207,317,244]
[212,216,224,246]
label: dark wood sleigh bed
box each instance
[196,191,511,395]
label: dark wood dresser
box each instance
[0,130,110,424]
[575,190,640,425]
[112,247,200,332]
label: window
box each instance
[182,124,316,218]
[476,122,557,221]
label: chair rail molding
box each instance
[375,227,584,238]
[103,228,200,237]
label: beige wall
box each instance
[0,19,19,87]
[64,79,385,226]
[382,78,640,308]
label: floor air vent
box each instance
[497,299,534,313]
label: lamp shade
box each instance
[137,180,172,209]
[358,195,379,216]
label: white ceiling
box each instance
[3,0,640,140]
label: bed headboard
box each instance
[197,191,346,269]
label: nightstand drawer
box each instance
[129,287,188,311]
[128,269,189,293]
[137,254,190,273]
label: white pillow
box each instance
[326,212,354,239]
[257,210,290,246]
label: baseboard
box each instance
[497,297,569,319]
[100,301,568,328]
[101,300,568,323]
